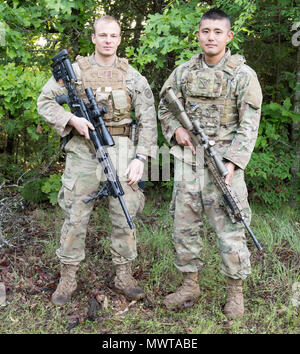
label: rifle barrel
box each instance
[118,196,135,229]
[241,217,263,252]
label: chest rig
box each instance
[75,55,131,123]
[182,53,245,136]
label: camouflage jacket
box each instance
[158,49,262,170]
[37,54,157,159]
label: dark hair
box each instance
[200,8,231,29]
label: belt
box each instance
[72,124,131,137]
[106,125,131,136]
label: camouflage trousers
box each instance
[56,135,145,266]
[171,155,251,280]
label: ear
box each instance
[91,33,96,44]
[117,35,122,46]
[226,31,234,44]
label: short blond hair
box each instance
[93,15,121,34]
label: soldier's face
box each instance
[197,19,233,59]
[92,20,121,58]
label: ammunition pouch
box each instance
[107,124,131,137]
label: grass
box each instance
[0,188,299,334]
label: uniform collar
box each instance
[89,53,118,67]
[191,48,231,69]
[203,48,231,69]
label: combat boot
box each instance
[163,272,200,309]
[114,263,145,300]
[51,264,78,306]
[223,277,244,319]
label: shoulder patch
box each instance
[144,87,153,100]
[244,75,263,109]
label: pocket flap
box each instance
[61,171,78,191]
[112,89,128,110]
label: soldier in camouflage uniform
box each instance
[37,15,157,306]
[158,9,262,318]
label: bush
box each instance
[41,173,62,205]
[20,178,48,204]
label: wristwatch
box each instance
[135,155,146,163]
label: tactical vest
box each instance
[75,55,131,123]
[182,53,245,136]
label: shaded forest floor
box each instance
[0,187,299,334]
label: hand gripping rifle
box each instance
[51,49,135,229]
[162,87,263,252]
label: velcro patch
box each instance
[98,70,112,79]
[244,76,263,109]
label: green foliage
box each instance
[19,173,62,205]
[0,0,98,65]
[0,63,49,136]
[245,73,300,206]
[0,153,23,183]
[0,62,57,172]
[126,1,206,70]
[264,99,300,124]
[41,173,62,205]
[246,151,296,205]
[127,0,259,74]
[0,0,299,208]
[20,178,48,204]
